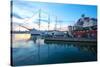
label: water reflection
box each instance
[11,34,97,66]
[44,41,97,54]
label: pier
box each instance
[44,37,97,43]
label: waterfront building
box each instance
[74,14,97,29]
[72,14,97,38]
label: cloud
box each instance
[12,13,23,19]
[12,1,39,19]
[12,1,69,31]
[12,16,24,23]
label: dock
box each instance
[44,37,97,43]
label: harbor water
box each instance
[11,34,97,66]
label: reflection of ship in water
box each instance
[44,40,97,55]
[12,34,97,66]
[30,36,44,45]
[30,36,37,43]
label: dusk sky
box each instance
[12,1,97,31]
